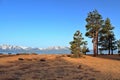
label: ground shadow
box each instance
[87,54,120,61]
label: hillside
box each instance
[0,54,120,80]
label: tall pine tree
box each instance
[85,10,104,56]
[99,18,117,55]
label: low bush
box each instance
[18,58,24,60]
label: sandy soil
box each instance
[0,54,120,80]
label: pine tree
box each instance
[70,30,86,58]
[99,18,117,55]
[117,39,120,54]
[109,34,117,55]
[85,10,104,56]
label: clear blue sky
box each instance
[0,0,120,49]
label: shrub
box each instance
[18,58,24,60]
[40,58,46,62]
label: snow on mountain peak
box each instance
[0,44,70,54]
[0,44,22,50]
[0,44,69,50]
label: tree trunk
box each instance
[92,31,97,57]
[96,31,99,55]
[108,39,111,55]
[111,49,113,55]
[108,48,110,55]
[93,37,97,57]
[110,38,113,55]
[93,42,97,56]
[108,49,110,55]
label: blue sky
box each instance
[0,0,120,49]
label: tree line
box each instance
[70,10,120,57]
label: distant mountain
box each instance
[0,44,70,54]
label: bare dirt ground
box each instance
[0,54,120,80]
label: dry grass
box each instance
[0,54,120,80]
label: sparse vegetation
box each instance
[0,54,120,80]
[0,1,120,80]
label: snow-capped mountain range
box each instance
[0,44,70,54]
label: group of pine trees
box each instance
[70,10,120,57]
